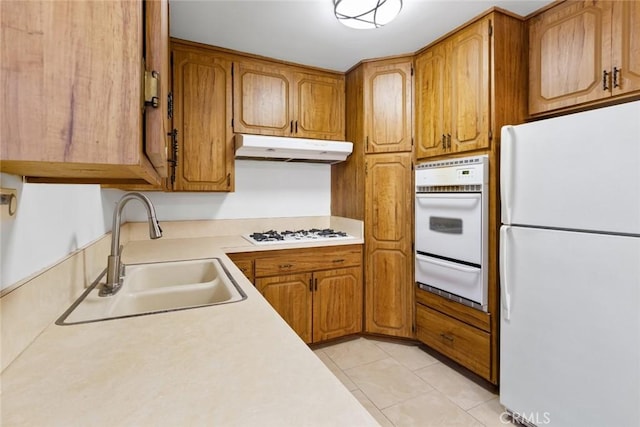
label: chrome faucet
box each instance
[100,192,162,296]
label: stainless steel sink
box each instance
[57,258,247,325]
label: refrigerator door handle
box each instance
[500,126,515,224]
[500,226,512,321]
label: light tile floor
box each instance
[313,337,513,427]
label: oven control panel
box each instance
[416,155,488,190]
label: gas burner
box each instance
[244,228,352,245]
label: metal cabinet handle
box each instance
[441,134,446,149]
[290,120,294,133]
[603,70,610,91]
[613,67,621,88]
[314,277,318,291]
[332,259,345,263]
[446,133,451,150]
[279,264,293,269]
[295,120,298,133]
[440,333,454,342]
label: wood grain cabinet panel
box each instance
[415,44,448,158]
[415,16,490,159]
[171,44,234,191]
[364,153,413,338]
[233,61,291,136]
[363,59,413,153]
[251,245,363,344]
[233,60,345,140]
[529,0,640,115]
[257,273,313,343]
[313,267,363,342]
[294,72,345,140]
[0,0,169,184]
[416,305,490,379]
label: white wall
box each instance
[105,160,331,222]
[0,174,111,290]
[1,161,331,290]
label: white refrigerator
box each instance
[499,101,640,427]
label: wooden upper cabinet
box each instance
[233,61,291,136]
[415,44,448,158]
[234,59,345,140]
[611,1,640,95]
[448,20,490,153]
[363,58,413,153]
[145,0,171,178]
[0,0,169,185]
[364,153,413,338]
[415,16,490,159]
[293,72,345,140]
[171,45,234,191]
[529,0,640,115]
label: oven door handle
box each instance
[415,253,480,273]
[415,194,481,208]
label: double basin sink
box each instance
[58,258,247,325]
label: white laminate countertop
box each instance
[1,236,377,426]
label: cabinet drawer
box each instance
[255,245,362,277]
[416,304,490,379]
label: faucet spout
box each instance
[101,192,162,297]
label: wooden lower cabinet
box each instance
[256,273,313,343]
[231,245,363,344]
[313,267,362,342]
[415,291,491,381]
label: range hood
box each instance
[235,134,353,164]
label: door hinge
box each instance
[489,130,493,140]
[167,91,173,119]
[411,137,414,147]
[231,118,234,129]
[365,162,368,175]
[144,70,160,108]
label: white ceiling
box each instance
[169,0,553,72]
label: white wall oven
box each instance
[415,155,488,311]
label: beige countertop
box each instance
[1,236,377,426]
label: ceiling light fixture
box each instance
[334,0,403,30]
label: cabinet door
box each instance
[529,1,612,115]
[172,48,234,191]
[364,60,412,153]
[364,153,413,338]
[448,17,490,153]
[415,44,448,159]
[0,0,160,184]
[313,267,363,342]
[233,61,292,136]
[256,273,313,343]
[293,72,345,140]
[611,0,640,95]
[144,0,170,178]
